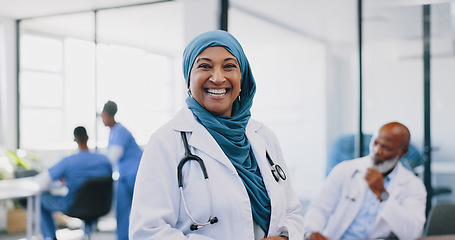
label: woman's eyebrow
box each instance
[196,58,212,63]
[224,57,238,63]
[196,57,238,63]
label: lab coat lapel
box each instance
[339,168,369,236]
[383,163,405,196]
[246,121,280,238]
[245,122,267,170]
[371,163,405,232]
[246,124,271,184]
[245,120,271,184]
[175,108,237,173]
[190,124,237,171]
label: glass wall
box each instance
[18,1,185,162]
[229,0,359,201]
[363,2,424,152]
[429,2,455,203]
[363,1,455,204]
[95,2,185,148]
[19,12,96,150]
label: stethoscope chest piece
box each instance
[266,151,286,182]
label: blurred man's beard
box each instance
[372,154,400,173]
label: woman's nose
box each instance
[210,68,225,84]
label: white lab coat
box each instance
[304,157,427,240]
[130,108,304,240]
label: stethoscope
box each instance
[177,132,286,231]
[345,170,361,202]
[266,151,287,182]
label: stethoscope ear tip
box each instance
[190,224,199,231]
[189,217,218,231]
[210,217,218,224]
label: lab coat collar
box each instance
[245,119,269,181]
[169,108,237,172]
[246,120,268,179]
[169,107,269,177]
[348,157,407,207]
[380,162,407,196]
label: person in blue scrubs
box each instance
[36,126,112,240]
[101,100,143,240]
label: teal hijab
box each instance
[183,30,271,234]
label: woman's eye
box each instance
[198,63,211,69]
[224,64,237,69]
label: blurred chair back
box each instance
[326,134,422,176]
[65,176,113,239]
[424,203,455,236]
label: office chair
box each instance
[424,203,455,236]
[326,134,422,176]
[65,176,113,240]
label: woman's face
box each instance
[189,46,241,117]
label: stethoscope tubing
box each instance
[178,132,216,230]
[177,131,286,231]
[179,178,215,226]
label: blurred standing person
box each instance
[101,100,143,240]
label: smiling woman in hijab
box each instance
[129,30,304,240]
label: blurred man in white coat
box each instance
[304,122,426,240]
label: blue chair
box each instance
[326,134,422,176]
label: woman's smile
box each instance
[205,88,229,97]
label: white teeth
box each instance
[207,89,226,96]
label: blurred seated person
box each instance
[304,122,426,240]
[33,126,112,240]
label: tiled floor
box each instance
[0,200,310,240]
[0,229,116,240]
[0,215,117,240]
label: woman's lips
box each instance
[205,88,229,97]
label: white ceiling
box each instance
[0,0,164,20]
[229,0,454,41]
[18,1,185,56]
[1,0,453,51]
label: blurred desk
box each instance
[0,178,41,240]
[418,236,455,240]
